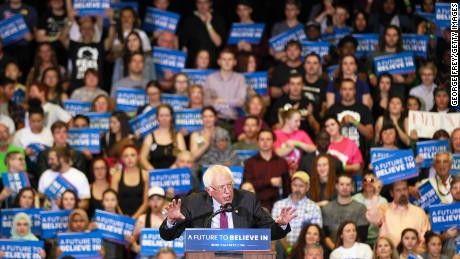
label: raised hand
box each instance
[165,199,185,224]
[275,206,298,226]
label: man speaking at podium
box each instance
[160,165,297,241]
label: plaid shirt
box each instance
[272,195,323,245]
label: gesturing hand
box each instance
[275,206,298,226]
[165,199,185,224]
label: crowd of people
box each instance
[0,0,458,258]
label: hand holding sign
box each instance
[165,199,185,224]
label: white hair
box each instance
[203,165,234,187]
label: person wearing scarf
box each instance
[199,127,241,167]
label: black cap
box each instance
[306,21,320,30]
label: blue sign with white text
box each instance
[2,172,30,198]
[435,3,451,28]
[372,149,418,185]
[115,87,147,112]
[300,41,330,62]
[143,7,180,33]
[94,210,135,245]
[269,24,306,52]
[153,47,187,74]
[320,27,351,46]
[161,94,189,110]
[235,150,258,164]
[0,240,44,259]
[402,34,429,59]
[374,52,416,76]
[409,181,441,211]
[149,168,192,194]
[40,210,71,239]
[73,0,109,16]
[140,229,184,256]
[181,69,217,86]
[68,128,101,154]
[429,202,460,231]
[129,107,158,137]
[174,109,203,132]
[64,100,91,117]
[451,154,460,176]
[85,112,111,133]
[44,175,77,200]
[353,33,379,59]
[1,208,42,236]
[244,72,268,96]
[184,228,270,251]
[0,14,30,46]
[228,23,265,44]
[326,65,339,81]
[58,231,103,259]
[416,140,449,168]
[370,148,400,163]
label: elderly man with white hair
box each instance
[160,165,297,241]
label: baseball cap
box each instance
[305,21,320,30]
[148,186,165,198]
[292,171,310,184]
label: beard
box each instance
[0,138,10,147]
[50,163,62,172]
[397,195,409,205]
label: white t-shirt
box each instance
[0,114,15,134]
[25,102,72,128]
[38,167,91,211]
[330,242,373,259]
[12,127,54,149]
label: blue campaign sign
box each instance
[12,89,26,106]
[184,228,270,252]
[129,107,158,138]
[416,140,450,168]
[417,12,436,23]
[174,109,203,133]
[452,154,460,176]
[27,143,49,162]
[409,181,441,211]
[0,14,30,46]
[269,24,306,52]
[228,23,265,44]
[181,69,217,86]
[2,172,30,197]
[161,93,189,110]
[457,242,460,254]
[0,240,44,259]
[244,72,268,96]
[435,3,451,28]
[140,229,184,256]
[152,47,187,74]
[372,149,418,185]
[85,112,111,133]
[353,33,379,59]
[94,210,135,245]
[40,210,71,239]
[143,7,180,33]
[408,254,417,259]
[58,231,103,259]
[44,175,78,201]
[320,27,351,46]
[73,0,110,16]
[235,150,258,164]
[1,208,42,236]
[68,128,101,154]
[402,34,429,59]
[370,148,400,163]
[115,87,147,112]
[64,100,92,117]
[374,52,416,76]
[149,168,192,194]
[300,41,330,62]
[326,65,339,81]
[429,202,460,231]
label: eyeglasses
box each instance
[209,181,235,192]
[363,178,375,183]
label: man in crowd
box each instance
[232,116,259,150]
[111,52,150,98]
[0,123,24,176]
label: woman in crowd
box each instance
[234,95,269,141]
[290,223,328,259]
[198,127,240,167]
[140,104,186,169]
[309,154,337,207]
[326,54,372,109]
[173,73,190,96]
[190,106,219,161]
[330,221,373,259]
[91,94,112,113]
[236,53,258,73]
[27,42,67,86]
[99,189,125,258]
[101,111,133,162]
[71,69,108,102]
[194,49,211,70]
[11,187,39,209]
[353,11,371,33]
[88,158,111,219]
[421,232,449,259]
[324,116,363,174]
[374,96,410,147]
[274,109,317,173]
[397,228,423,259]
[41,67,68,107]
[406,96,422,112]
[111,145,149,219]
[372,73,392,120]
[137,82,162,115]
[373,236,399,259]
[59,189,79,210]
[188,84,204,110]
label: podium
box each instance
[184,229,273,259]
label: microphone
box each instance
[204,203,233,228]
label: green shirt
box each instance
[0,145,26,177]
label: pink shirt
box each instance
[328,137,363,166]
[273,129,314,166]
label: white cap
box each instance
[148,186,165,198]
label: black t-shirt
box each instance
[271,62,305,88]
[302,77,328,118]
[38,12,67,36]
[68,41,105,91]
[325,102,374,158]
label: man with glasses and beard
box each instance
[38,146,90,211]
[366,180,430,252]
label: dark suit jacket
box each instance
[159,189,291,241]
